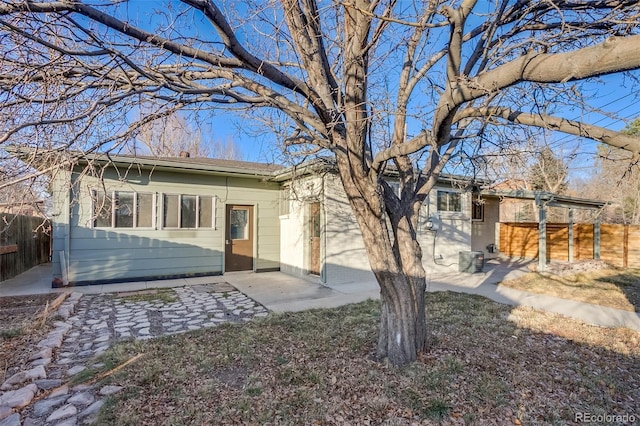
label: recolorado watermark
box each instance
[574,412,636,424]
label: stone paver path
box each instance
[0,282,267,426]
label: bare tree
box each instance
[123,110,243,159]
[1,1,640,366]
[480,135,574,221]
[584,118,640,224]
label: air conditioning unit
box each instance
[459,251,484,273]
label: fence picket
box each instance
[500,222,640,269]
[0,214,51,281]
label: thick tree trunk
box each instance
[373,212,428,365]
[374,266,428,366]
[334,155,428,366]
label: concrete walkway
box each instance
[2,261,640,331]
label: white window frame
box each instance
[279,187,291,217]
[91,190,156,229]
[161,193,216,229]
[437,190,463,213]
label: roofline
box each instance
[480,189,608,209]
[77,153,278,179]
[5,145,498,188]
[3,146,279,179]
[272,157,492,186]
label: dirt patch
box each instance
[0,293,61,382]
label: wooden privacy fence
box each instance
[0,214,51,282]
[500,222,640,268]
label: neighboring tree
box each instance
[481,137,573,222]
[124,111,243,159]
[0,166,50,216]
[2,1,640,366]
[586,118,640,223]
[529,146,569,194]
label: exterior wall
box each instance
[282,173,475,286]
[53,165,279,285]
[279,173,377,285]
[417,186,472,273]
[51,169,72,282]
[279,175,324,281]
[323,174,377,285]
[471,196,500,259]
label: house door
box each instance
[225,205,254,272]
[309,202,321,275]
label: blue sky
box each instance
[113,1,640,173]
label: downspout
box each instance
[61,171,73,285]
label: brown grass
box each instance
[499,268,640,312]
[92,292,640,425]
[0,293,60,382]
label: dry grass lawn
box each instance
[0,293,60,382]
[86,292,639,425]
[498,268,640,312]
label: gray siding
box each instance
[54,165,280,284]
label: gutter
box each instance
[81,155,279,180]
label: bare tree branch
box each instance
[455,106,640,152]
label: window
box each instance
[199,197,214,228]
[230,208,249,239]
[163,195,180,228]
[437,190,462,212]
[92,191,155,228]
[137,193,154,227]
[162,194,216,229]
[115,192,134,228]
[386,181,400,197]
[472,200,484,221]
[93,191,113,228]
[279,188,290,216]
[181,195,197,228]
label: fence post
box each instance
[568,209,574,263]
[538,196,546,271]
[624,225,629,268]
[594,220,600,260]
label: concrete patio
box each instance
[1,259,639,331]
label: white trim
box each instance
[161,193,216,230]
[253,203,257,272]
[212,196,217,230]
[152,192,158,229]
[90,189,156,230]
[110,190,116,228]
[195,195,200,228]
[436,189,463,213]
[133,192,138,227]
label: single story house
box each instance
[40,151,604,288]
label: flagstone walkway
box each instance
[0,283,267,426]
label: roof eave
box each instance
[480,189,608,209]
[77,153,277,179]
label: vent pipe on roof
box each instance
[179,151,191,158]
